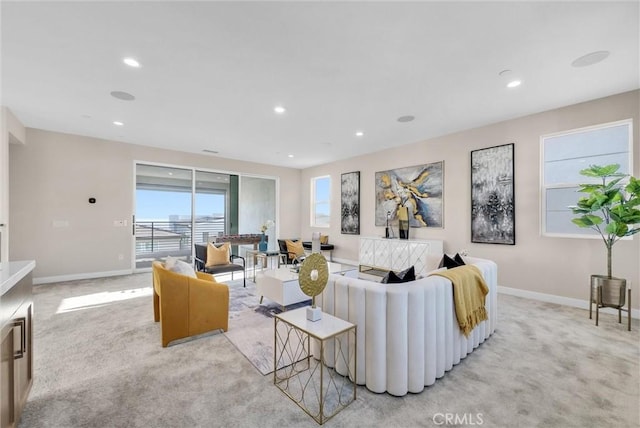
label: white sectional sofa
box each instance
[315,257,497,396]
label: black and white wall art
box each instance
[471,143,515,245]
[341,171,360,234]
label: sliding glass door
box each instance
[134,163,276,270]
[135,165,194,269]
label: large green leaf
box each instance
[605,221,628,237]
[570,206,591,215]
[626,176,640,195]
[610,205,640,224]
[571,218,591,228]
[604,189,622,204]
[579,164,621,178]
[577,184,604,193]
[575,196,599,212]
[604,177,624,190]
[626,196,640,207]
[572,215,603,227]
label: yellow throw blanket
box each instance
[430,265,489,337]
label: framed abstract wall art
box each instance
[375,161,443,228]
[340,171,360,234]
[470,143,515,245]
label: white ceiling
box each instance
[2,1,638,169]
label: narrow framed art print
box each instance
[340,171,360,234]
[471,143,515,245]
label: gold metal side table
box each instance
[273,308,357,425]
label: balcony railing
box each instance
[135,220,225,268]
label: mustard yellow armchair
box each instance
[152,261,229,347]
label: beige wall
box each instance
[1,107,26,265]
[9,129,300,280]
[300,90,640,310]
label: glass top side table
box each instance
[245,249,281,281]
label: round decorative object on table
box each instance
[259,233,267,251]
[298,253,328,321]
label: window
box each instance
[541,119,632,237]
[311,176,331,227]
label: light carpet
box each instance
[18,272,640,428]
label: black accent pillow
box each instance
[381,266,416,284]
[438,254,464,269]
[454,253,466,266]
[381,270,401,284]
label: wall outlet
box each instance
[113,220,125,227]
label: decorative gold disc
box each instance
[298,253,329,298]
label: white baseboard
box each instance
[498,286,640,319]
[34,269,134,285]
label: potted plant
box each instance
[570,164,640,317]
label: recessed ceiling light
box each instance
[287,154,294,158]
[113,121,124,126]
[499,69,522,89]
[355,131,364,137]
[274,106,286,114]
[571,51,610,68]
[123,57,140,68]
[111,91,135,101]
[397,115,415,123]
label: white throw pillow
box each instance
[164,256,179,270]
[165,257,197,278]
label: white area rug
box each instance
[223,279,310,375]
[225,309,276,375]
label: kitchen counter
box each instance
[1,260,36,296]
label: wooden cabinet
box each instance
[1,269,33,428]
[359,236,443,277]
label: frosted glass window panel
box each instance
[545,187,581,211]
[543,124,629,162]
[544,152,629,185]
[546,210,599,236]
